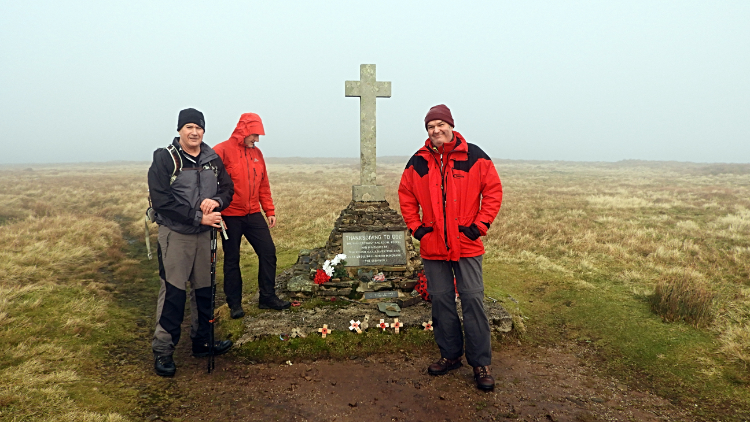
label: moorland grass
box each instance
[1,160,750,420]
[649,271,716,326]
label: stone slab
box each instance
[343,231,407,266]
[376,302,401,317]
[397,296,422,308]
[287,275,314,293]
[318,288,352,297]
[397,280,417,291]
[364,291,399,299]
[323,281,357,288]
[352,185,386,202]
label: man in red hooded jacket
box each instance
[398,104,503,391]
[214,113,290,316]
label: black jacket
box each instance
[147,138,234,234]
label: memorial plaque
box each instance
[343,231,407,266]
[364,291,399,300]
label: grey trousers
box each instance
[152,226,213,356]
[423,255,492,367]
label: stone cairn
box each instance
[280,200,424,307]
[266,64,514,336]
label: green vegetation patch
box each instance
[233,327,437,363]
[485,260,750,418]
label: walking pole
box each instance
[208,226,217,373]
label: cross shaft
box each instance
[345,64,391,201]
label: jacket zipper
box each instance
[244,147,252,210]
[430,147,450,252]
[194,151,202,211]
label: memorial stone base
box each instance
[280,200,424,304]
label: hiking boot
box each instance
[192,340,233,357]
[230,304,245,319]
[473,366,495,391]
[154,355,176,377]
[427,357,462,375]
[258,296,291,310]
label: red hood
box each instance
[228,113,265,146]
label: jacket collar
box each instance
[417,131,468,159]
[172,137,218,165]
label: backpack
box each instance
[144,144,183,259]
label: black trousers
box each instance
[221,213,277,307]
[423,255,491,367]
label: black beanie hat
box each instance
[177,108,205,131]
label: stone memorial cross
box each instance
[345,64,391,202]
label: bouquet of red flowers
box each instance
[314,269,330,285]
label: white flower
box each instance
[322,260,334,277]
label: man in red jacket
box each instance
[214,113,290,316]
[398,104,503,390]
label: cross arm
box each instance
[375,81,391,98]
[345,81,361,97]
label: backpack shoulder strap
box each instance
[165,144,183,185]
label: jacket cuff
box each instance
[194,210,203,226]
[212,197,224,209]
[474,220,489,236]
[265,210,275,217]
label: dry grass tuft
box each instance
[716,208,750,233]
[719,324,750,367]
[59,412,128,422]
[649,271,715,327]
[587,195,652,209]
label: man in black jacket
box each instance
[147,108,235,377]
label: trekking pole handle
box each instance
[220,220,229,240]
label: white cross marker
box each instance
[377,319,390,331]
[318,324,333,338]
[422,321,433,331]
[392,318,403,334]
[349,320,362,334]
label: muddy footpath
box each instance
[136,339,697,422]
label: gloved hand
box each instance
[459,223,481,241]
[413,225,434,240]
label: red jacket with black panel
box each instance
[213,117,275,218]
[398,132,502,261]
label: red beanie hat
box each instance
[424,104,454,129]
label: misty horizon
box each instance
[2,1,748,164]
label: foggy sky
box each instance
[1,1,748,164]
